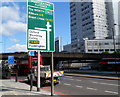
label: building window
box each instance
[94,49,98,52]
[88,49,92,52]
[105,43,109,45]
[105,49,109,51]
[99,49,104,51]
[110,49,114,51]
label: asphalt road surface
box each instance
[13,75,119,96]
[42,76,119,96]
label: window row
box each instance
[70,13,76,17]
[82,16,90,21]
[82,21,92,27]
[82,10,90,16]
[70,8,76,13]
[81,5,90,11]
[71,22,76,26]
[88,49,120,52]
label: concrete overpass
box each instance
[0,52,119,61]
[1,52,120,69]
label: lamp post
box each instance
[110,24,117,53]
[112,27,116,52]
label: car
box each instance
[79,66,91,70]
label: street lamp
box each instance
[112,27,116,52]
[109,24,117,53]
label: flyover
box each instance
[0,52,119,61]
[1,52,120,69]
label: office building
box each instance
[70,0,114,52]
[63,44,71,52]
[118,1,120,50]
[55,37,62,52]
[84,37,120,53]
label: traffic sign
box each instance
[29,51,36,56]
[27,0,55,51]
[8,56,14,64]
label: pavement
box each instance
[0,78,52,96]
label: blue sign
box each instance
[45,11,53,15]
[29,51,36,56]
[8,56,14,64]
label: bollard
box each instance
[15,73,18,82]
[30,70,33,91]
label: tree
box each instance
[102,51,109,54]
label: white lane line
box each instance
[92,81,98,84]
[69,79,74,80]
[100,83,119,86]
[87,87,97,91]
[105,90,118,94]
[76,79,82,81]
[65,76,73,78]
[64,83,71,86]
[75,85,83,88]
[63,78,74,80]
[92,81,119,86]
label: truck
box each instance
[27,55,64,85]
[27,65,64,85]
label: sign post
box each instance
[37,50,40,91]
[51,52,54,96]
[27,0,55,93]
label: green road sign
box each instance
[27,0,55,51]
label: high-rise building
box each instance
[70,0,114,52]
[55,37,62,52]
[118,1,120,50]
[118,1,120,35]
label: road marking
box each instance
[105,90,118,94]
[64,83,71,86]
[75,85,83,88]
[69,79,74,80]
[87,87,97,91]
[65,76,73,78]
[63,78,74,80]
[92,81,98,84]
[92,81,119,86]
[100,83,119,86]
[76,79,82,81]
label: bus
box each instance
[99,58,120,71]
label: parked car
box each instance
[79,66,91,70]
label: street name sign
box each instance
[27,0,55,51]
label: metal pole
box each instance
[51,52,54,96]
[37,51,40,91]
[30,71,33,91]
[15,73,18,82]
[112,28,116,52]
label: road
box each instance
[13,75,119,96]
[42,76,119,96]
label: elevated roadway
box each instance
[1,52,120,70]
[0,52,119,60]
